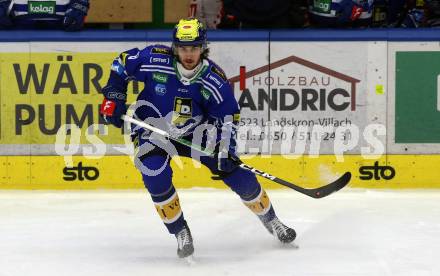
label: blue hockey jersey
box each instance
[107,44,240,139]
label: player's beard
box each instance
[181,56,201,70]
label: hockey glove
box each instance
[216,150,240,173]
[63,0,89,31]
[0,0,12,29]
[99,85,127,128]
[336,0,372,23]
[215,120,240,173]
[401,9,425,27]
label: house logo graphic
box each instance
[229,55,360,111]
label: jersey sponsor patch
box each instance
[210,65,227,81]
[172,97,192,125]
[150,47,172,55]
[312,0,331,14]
[152,72,168,83]
[119,51,139,66]
[150,57,170,64]
[200,88,211,100]
[208,74,222,87]
[28,1,56,14]
[233,113,240,122]
[119,53,128,65]
[154,84,167,96]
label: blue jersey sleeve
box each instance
[201,63,240,153]
[206,83,240,122]
[103,46,155,99]
[110,48,148,82]
[202,63,240,123]
[106,45,172,92]
[102,47,151,103]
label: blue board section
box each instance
[0,29,439,42]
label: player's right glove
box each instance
[99,85,127,128]
[0,0,12,29]
[216,150,240,173]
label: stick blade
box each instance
[309,172,352,199]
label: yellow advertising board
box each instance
[1,155,439,190]
[0,52,141,145]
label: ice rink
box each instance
[1,189,439,276]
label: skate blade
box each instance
[288,242,299,249]
[272,234,299,249]
[182,255,196,266]
[277,241,299,250]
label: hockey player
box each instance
[0,0,89,31]
[99,18,296,259]
[309,0,374,27]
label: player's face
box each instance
[176,45,202,70]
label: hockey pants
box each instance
[136,140,277,234]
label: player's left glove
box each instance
[63,0,89,31]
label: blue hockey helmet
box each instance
[172,18,207,50]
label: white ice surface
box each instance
[1,189,440,276]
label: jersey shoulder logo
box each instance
[119,49,139,66]
[210,65,227,82]
[150,47,172,56]
[208,74,222,87]
[119,52,128,65]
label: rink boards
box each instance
[1,30,440,189]
[1,155,439,190]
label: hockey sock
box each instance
[151,186,185,234]
[241,187,275,221]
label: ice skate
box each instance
[175,222,194,259]
[261,217,297,245]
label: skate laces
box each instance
[270,218,288,236]
[176,227,191,249]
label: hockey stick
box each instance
[122,115,351,199]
